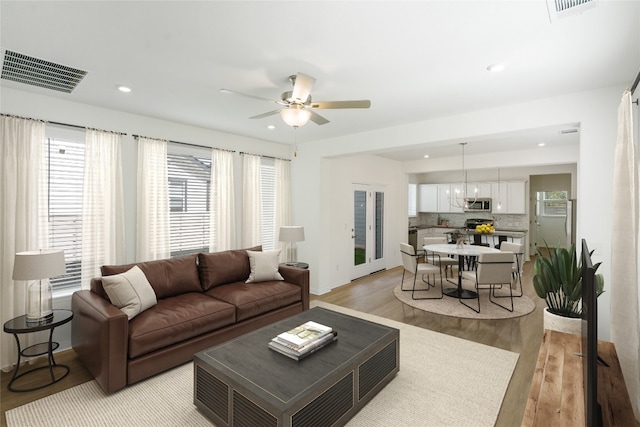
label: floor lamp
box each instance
[13,250,66,324]
[279,226,305,267]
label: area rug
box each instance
[6,302,519,427]
[394,277,536,320]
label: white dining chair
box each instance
[423,236,458,278]
[400,243,443,300]
[499,242,524,297]
[460,252,514,313]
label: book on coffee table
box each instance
[269,330,338,361]
[273,320,333,350]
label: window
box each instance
[539,191,568,216]
[42,128,85,291]
[261,161,276,250]
[408,183,417,217]
[167,152,211,257]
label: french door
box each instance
[351,184,385,280]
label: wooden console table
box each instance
[523,329,636,427]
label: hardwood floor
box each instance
[1,258,546,427]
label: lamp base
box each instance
[26,311,54,325]
[26,279,53,324]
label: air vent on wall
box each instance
[1,50,87,93]
[546,0,596,22]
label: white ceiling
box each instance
[1,1,638,161]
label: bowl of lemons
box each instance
[475,223,495,234]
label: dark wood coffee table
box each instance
[194,307,399,427]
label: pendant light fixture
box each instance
[448,142,477,209]
[496,168,503,210]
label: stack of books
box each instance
[269,320,338,361]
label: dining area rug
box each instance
[394,277,536,320]
[6,302,519,427]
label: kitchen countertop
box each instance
[410,225,527,237]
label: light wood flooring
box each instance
[1,258,546,427]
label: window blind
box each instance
[261,163,276,250]
[43,137,85,290]
[167,153,211,257]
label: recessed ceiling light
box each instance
[117,85,132,93]
[538,143,546,147]
[423,155,430,158]
[486,63,505,73]
[267,125,275,130]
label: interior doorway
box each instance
[351,184,385,280]
[529,173,575,254]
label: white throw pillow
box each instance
[246,250,284,283]
[102,266,157,319]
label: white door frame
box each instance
[351,184,386,280]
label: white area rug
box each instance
[394,278,536,320]
[6,302,519,427]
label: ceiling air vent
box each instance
[546,0,596,22]
[1,50,87,93]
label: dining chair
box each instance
[423,236,458,278]
[499,241,525,297]
[460,252,514,313]
[400,243,443,300]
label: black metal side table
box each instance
[3,309,73,392]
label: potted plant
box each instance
[532,243,604,334]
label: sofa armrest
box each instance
[71,288,129,393]
[278,265,310,310]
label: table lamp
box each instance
[13,250,66,323]
[279,226,305,266]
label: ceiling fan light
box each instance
[280,107,311,127]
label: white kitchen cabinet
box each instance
[417,228,430,246]
[491,181,526,214]
[466,182,492,199]
[438,184,464,213]
[417,184,438,212]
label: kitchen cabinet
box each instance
[417,184,438,212]
[417,228,430,246]
[438,184,464,213]
[491,181,526,214]
[466,182,492,199]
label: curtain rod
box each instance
[239,151,291,162]
[1,114,127,135]
[631,68,640,95]
[132,134,235,153]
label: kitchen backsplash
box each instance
[409,212,528,230]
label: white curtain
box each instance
[242,154,262,247]
[610,89,640,420]
[0,116,46,370]
[80,130,125,289]
[137,137,170,261]
[209,149,236,251]
[274,159,292,260]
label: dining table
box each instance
[423,243,501,299]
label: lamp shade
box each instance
[13,250,66,281]
[280,107,311,128]
[279,226,305,243]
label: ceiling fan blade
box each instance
[309,100,371,109]
[309,110,329,125]
[220,88,276,103]
[249,109,281,120]
[291,73,315,103]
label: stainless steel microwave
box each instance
[464,198,492,212]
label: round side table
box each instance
[3,309,73,392]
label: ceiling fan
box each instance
[220,72,371,127]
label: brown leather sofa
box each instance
[71,247,310,393]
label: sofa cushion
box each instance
[205,280,301,322]
[198,246,261,291]
[246,250,284,283]
[101,255,200,300]
[127,292,236,359]
[101,266,157,320]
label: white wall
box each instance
[293,84,625,341]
